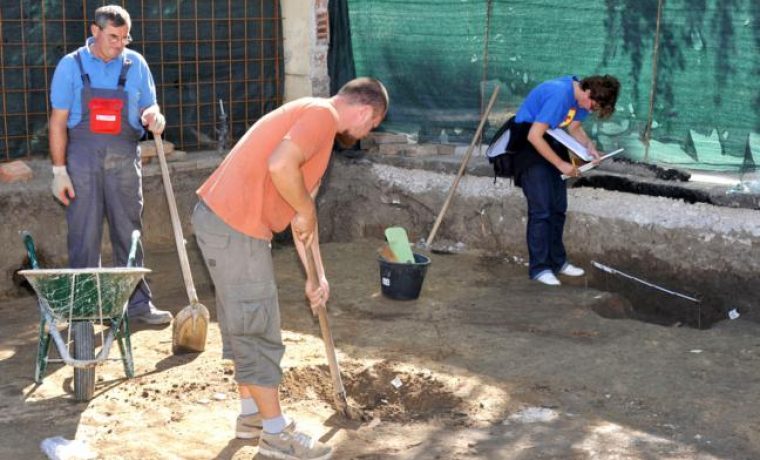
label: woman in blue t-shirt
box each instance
[512,75,620,286]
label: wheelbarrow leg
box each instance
[35,318,51,384]
[117,315,135,378]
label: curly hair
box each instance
[581,75,620,119]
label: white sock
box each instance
[263,415,288,434]
[240,397,259,416]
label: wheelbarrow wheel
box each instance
[72,321,95,401]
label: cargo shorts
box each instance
[191,201,285,387]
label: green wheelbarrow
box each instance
[19,230,150,401]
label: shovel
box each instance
[154,134,210,354]
[303,244,354,418]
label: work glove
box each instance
[52,165,75,206]
[141,111,166,135]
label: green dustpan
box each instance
[384,227,415,263]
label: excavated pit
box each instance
[587,270,726,329]
[281,361,467,424]
[477,255,729,329]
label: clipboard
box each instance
[547,128,595,162]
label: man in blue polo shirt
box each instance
[512,75,620,286]
[49,4,171,324]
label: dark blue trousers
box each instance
[66,146,152,315]
[520,161,568,279]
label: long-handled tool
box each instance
[303,244,354,418]
[425,86,500,248]
[154,134,210,354]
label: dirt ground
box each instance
[1,238,759,459]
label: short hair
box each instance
[337,77,389,116]
[581,75,620,119]
[93,5,131,30]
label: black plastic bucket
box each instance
[378,253,431,300]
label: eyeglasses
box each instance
[99,26,132,45]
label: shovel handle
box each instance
[155,134,199,304]
[303,245,348,413]
[426,86,500,248]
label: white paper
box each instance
[547,128,594,161]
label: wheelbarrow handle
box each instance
[127,230,141,268]
[21,231,40,269]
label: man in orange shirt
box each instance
[192,78,388,460]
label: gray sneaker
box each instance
[258,422,331,460]
[236,413,263,439]
[131,305,173,325]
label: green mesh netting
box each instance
[22,268,148,321]
[347,0,760,172]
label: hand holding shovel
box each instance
[303,244,356,418]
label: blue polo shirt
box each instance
[50,37,157,132]
[515,75,589,129]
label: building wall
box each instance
[281,0,330,100]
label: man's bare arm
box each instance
[49,109,69,166]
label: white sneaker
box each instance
[534,271,561,286]
[258,422,331,459]
[558,263,585,277]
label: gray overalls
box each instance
[66,50,153,315]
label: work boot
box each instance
[558,263,585,277]
[131,304,173,325]
[258,422,332,460]
[534,271,561,286]
[236,413,263,439]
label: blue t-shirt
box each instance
[50,37,157,132]
[514,75,588,129]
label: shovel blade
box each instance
[172,302,210,354]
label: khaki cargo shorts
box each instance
[191,201,285,387]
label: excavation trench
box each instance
[316,157,759,326]
[585,269,727,329]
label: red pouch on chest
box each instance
[89,98,123,134]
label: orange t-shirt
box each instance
[196,98,339,240]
